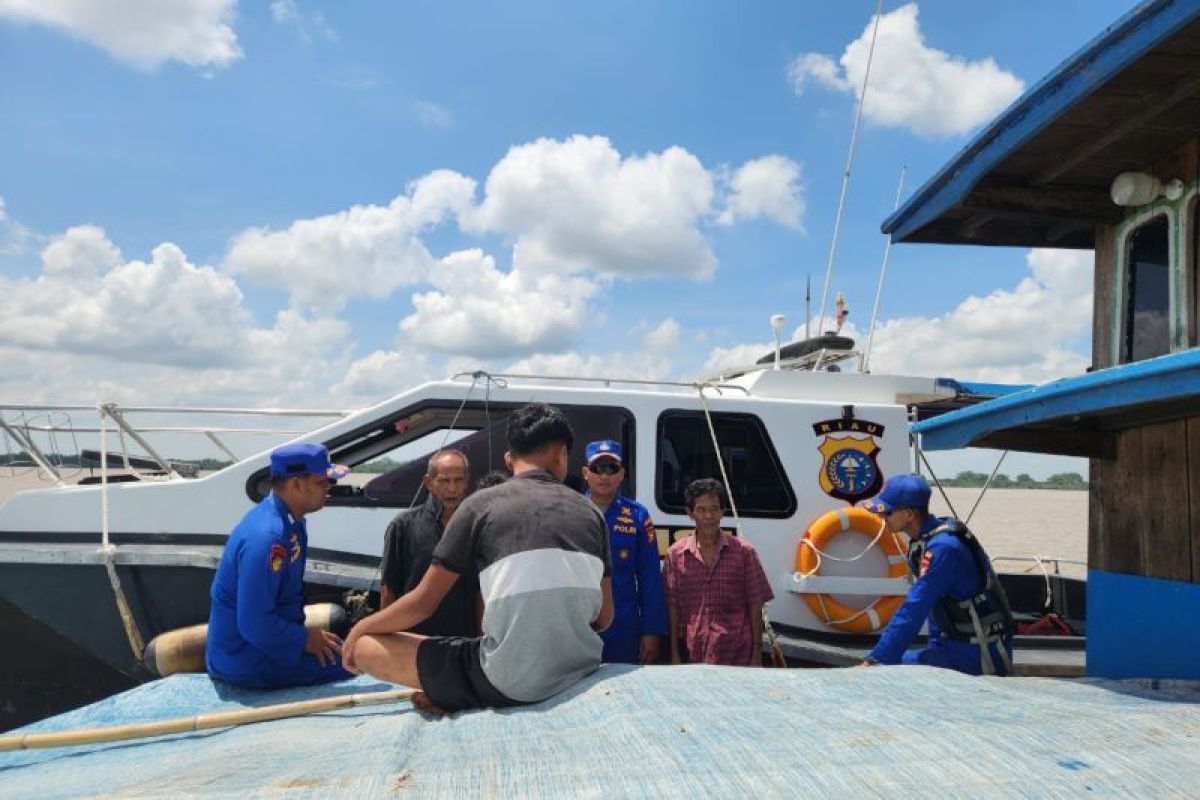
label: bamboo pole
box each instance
[0,688,414,752]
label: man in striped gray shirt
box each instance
[342,403,614,714]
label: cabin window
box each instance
[655,411,796,518]
[245,401,635,506]
[1121,214,1171,363]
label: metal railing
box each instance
[0,402,350,485]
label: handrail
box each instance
[1,402,352,481]
[991,555,1087,567]
[0,403,348,417]
[451,371,752,396]
[703,349,861,382]
[13,425,312,435]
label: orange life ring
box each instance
[794,507,909,634]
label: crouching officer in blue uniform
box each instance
[859,474,1015,676]
[206,443,353,688]
[582,440,667,664]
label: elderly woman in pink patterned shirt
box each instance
[666,478,774,666]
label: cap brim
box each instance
[587,454,622,465]
[861,500,892,514]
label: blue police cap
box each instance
[585,439,623,465]
[862,474,931,514]
[269,442,349,481]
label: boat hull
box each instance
[0,553,367,732]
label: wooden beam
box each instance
[961,213,997,237]
[1092,223,1117,370]
[1034,69,1200,186]
[1103,428,1145,576]
[1190,417,1200,584]
[1140,420,1192,583]
[1045,219,1092,243]
[975,428,1117,459]
[966,184,1122,223]
[1088,456,1107,571]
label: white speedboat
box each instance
[0,337,1084,730]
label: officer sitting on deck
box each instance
[206,443,353,689]
[859,474,1015,676]
[581,440,667,664]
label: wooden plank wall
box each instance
[1191,419,1200,583]
[1089,417,1199,584]
[1089,139,1199,585]
[1091,223,1116,370]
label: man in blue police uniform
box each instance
[860,474,1015,676]
[582,440,667,664]
[206,442,353,688]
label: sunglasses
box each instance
[588,461,622,476]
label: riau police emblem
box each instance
[813,408,884,503]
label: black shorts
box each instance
[416,636,520,713]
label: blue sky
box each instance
[0,1,1138,475]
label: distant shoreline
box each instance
[940,484,1086,491]
[938,470,1087,491]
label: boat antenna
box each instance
[861,165,906,373]
[816,0,886,335]
[804,274,812,339]
[770,314,787,369]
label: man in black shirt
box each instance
[378,449,476,637]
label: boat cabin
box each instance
[884,0,1200,679]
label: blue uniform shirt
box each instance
[594,494,667,661]
[207,493,310,686]
[869,515,1008,674]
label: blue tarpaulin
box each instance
[2,665,1199,798]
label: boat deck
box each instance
[2,665,1198,798]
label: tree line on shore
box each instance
[0,453,233,471]
[940,471,1087,490]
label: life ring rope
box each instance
[795,506,912,634]
[795,511,907,572]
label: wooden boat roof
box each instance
[882,0,1200,249]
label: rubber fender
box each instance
[143,602,349,678]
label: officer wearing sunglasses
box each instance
[581,440,668,664]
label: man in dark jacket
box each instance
[379,449,476,637]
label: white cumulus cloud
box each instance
[865,249,1093,383]
[329,348,433,407]
[0,0,242,71]
[0,195,41,257]
[466,135,718,279]
[0,226,252,368]
[788,3,1024,137]
[702,248,1093,384]
[399,249,601,359]
[642,318,681,353]
[223,169,477,310]
[718,155,805,230]
[503,318,685,382]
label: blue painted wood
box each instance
[1088,568,1200,679]
[882,0,1200,242]
[914,349,1200,451]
